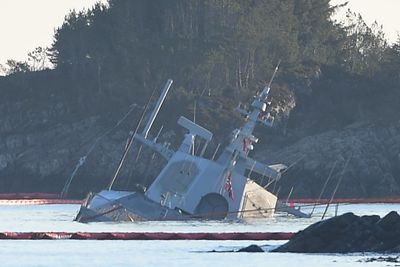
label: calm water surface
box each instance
[0,203,399,266]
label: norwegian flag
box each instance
[225,172,234,200]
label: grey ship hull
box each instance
[76,191,188,222]
[75,181,278,223]
[73,78,288,223]
[75,190,229,222]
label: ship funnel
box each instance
[142,79,173,139]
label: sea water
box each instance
[0,203,399,266]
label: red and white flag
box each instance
[225,172,234,200]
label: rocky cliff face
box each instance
[0,98,168,197]
[0,73,163,197]
[0,99,105,194]
[256,121,400,198]
[0,67,399,198]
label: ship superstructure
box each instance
[75,77,286,222]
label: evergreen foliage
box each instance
[49,1,351,98]
[47,1,399,103]
[3,0,400,128]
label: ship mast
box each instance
[224,62,279,157]
[215,62,284,199]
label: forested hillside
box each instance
[0,0,399,198]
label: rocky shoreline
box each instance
[237,211,400,254]
[1,68,399,198]
[274,211,400,253]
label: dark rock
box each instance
[257,121,400,198]
[376,211,400,230]
[208,249,234,253]
[361,256,400,263]
[360,215,380,225]
[238,244,264,252]
[273,211,400,253]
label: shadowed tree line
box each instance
[2,0,398,104]
[0,0,398,142]
[0,0,398,144]
[45,0,398,100]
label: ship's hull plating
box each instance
[75,191,191,222]
[75,184,277,223]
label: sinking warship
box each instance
[75,72,288,222]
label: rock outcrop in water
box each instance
[273,211,400,253]
[237,244,264,253]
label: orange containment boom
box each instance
[0,232,294,240]
[287,198,400,204]
[0,199,83,205]
[0,193,61,199]
[0,193,83,205]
